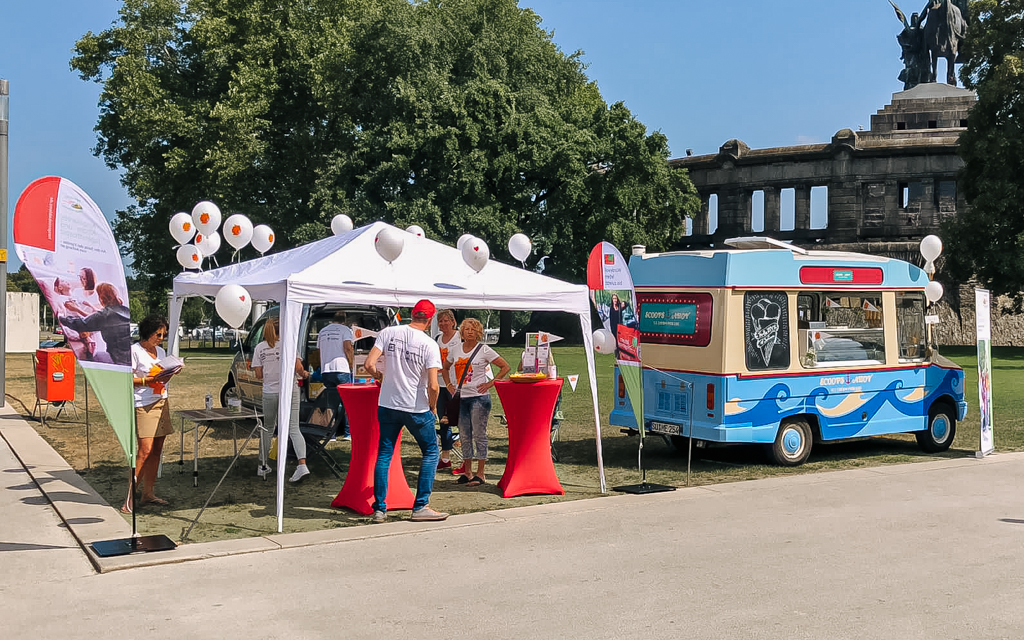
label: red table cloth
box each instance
[495,378,564,498]
[330,383,414,514]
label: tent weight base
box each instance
[612,482,676,495]
[91,535,177,558]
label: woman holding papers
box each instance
[125,314,183,513]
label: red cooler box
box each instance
[35,348,76,402]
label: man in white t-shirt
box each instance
[317,311,355,439]
[363,299,448,523]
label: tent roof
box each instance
[173,222,588,314]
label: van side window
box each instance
[896,292,926,360]
[743,291,790,370]
[246,319,267,351]
[809,294,885,364]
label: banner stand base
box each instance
[612,482,676,495]
[91,535,177,558]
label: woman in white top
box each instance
[442,317,510,487]
[253,316,312,483]
[125,314,183,513]
[434,309,461,471]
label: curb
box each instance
[2,404,1018,573]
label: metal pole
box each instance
[0,80,9,407]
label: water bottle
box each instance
[205,394,213,410]
[549,364,557,379]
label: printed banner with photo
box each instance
[976,288,994,457]
[587,242,644,435]
[14,176,136,464]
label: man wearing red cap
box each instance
[363,299,448,522]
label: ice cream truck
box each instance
[609,238,967,466]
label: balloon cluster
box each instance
[171,201,276,270]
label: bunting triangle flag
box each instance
[862,299,879,312]
[567,374,579,391]
[538,332,563,345]
[351,326,379,340]
[826,297,842,309]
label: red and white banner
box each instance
[14,177,136,463]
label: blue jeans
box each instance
[321,371,352,437]
[373,407,439,513]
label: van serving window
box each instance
[801,293,885,366]
[637,292,713,347]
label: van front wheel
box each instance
[916,404,956,453]
[767,419,812,466]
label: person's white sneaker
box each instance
[289,464,310,483]
[372,510,387,524]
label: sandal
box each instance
[457,475,472,484]
[120,504,133,514]
[466,476,485,487]
[141,497,170,506]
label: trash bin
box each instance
[35,348,76,402]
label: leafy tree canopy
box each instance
[945,0,1024,295]
[73,0,697,293]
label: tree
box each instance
[72,0,697,299]
[944,0,1024,295]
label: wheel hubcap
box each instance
[782,428,803,456]
[932,415,949,441]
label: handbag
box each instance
[443,343,484,427]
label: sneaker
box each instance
[437,459,452,470]
[372,510,387,524]
[410,506,449,522]
[452,464,467,476]
[289,464,311,483]
[343,434,352,441]
[257,464,274,478]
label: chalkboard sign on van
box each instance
[744,292,790,370]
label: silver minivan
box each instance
[220,304,393,413]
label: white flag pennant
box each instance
[538,332,564,345]
[567,374,579,391]
[351,325,379,340]
[862,300,879,312]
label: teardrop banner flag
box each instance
[587,242,643,437]
[14,177,136,465]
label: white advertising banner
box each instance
[976,288,994,457]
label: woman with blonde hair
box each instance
[441,317,510,487]
[253,316,312,482]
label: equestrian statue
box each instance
[891,0,969,89]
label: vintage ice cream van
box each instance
[609,238,968,466]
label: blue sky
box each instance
[1,1,912,270]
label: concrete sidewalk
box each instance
[3,404,1024,638]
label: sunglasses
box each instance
[155,331,168,338]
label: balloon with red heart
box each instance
[215,284,253,329]
[461,236,489,272]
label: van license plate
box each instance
[650,421,680,436]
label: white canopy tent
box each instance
[168,221,605,531]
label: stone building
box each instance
[667,83,1021,345]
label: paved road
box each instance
[3,427,1023,639]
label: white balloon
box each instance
[374,226,405,263]
[176,244,202,270]
[197,231,221,257]
[461,236,490,272]
[191,201,222,236]
[224,214,254,250]
[170,212,196,245]
[508,233,532,262]
[457,233,474,251]
[331,214,354,235]
[406,224,425,238]
[215,284,253,329]
[592,329,615,354]
[920,235,943,262]
[925,280,944,304]
[251,225,275,254]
